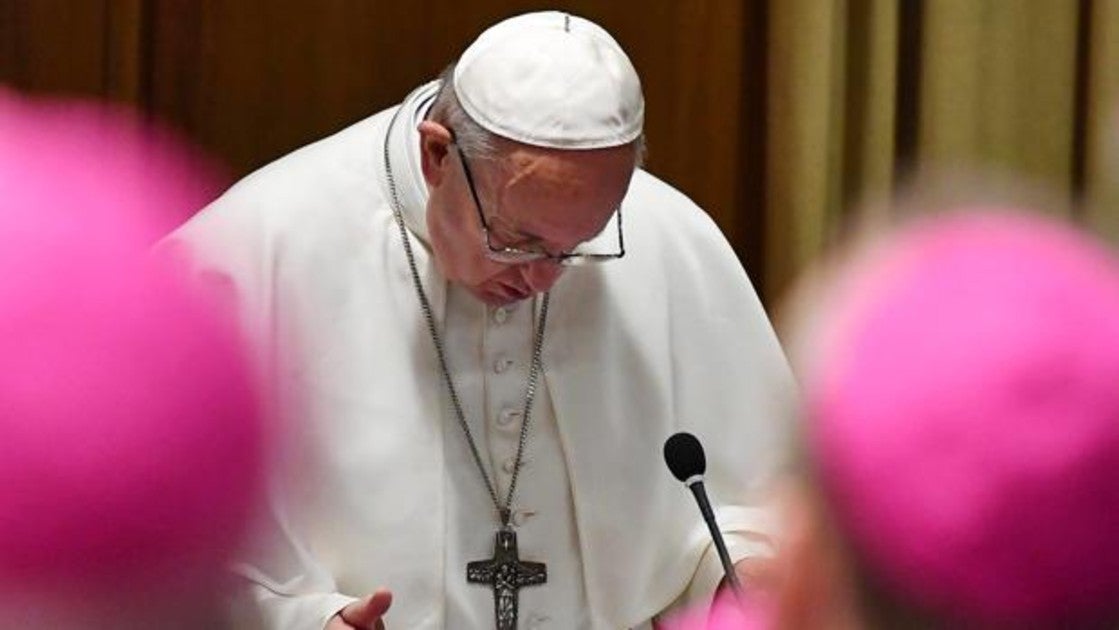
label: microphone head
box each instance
[664,432,707,482]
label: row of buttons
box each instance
[491,304,521,428]
[490,305,519,430]
[488,303,536,525]
[488,304,546,625]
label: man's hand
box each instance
[732,556,780,592]
[325,588,393,630]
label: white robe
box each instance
[164,82,795,629]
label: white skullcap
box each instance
[453,11,644,150]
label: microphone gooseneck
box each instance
[663,432,743,596]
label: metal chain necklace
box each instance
[382,104,548,630]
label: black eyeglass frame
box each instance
[453,143,626,266]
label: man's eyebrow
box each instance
[490,213,545,244]
[503,229,549,248]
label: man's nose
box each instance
[519,260,564,294]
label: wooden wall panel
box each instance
[0,0,143,102]
[1,1,113,96]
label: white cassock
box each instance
[162,81,796,630]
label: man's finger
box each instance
[339,588,393,628]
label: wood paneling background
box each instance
[1,0,773,296]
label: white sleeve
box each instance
[232,490,358,630]
[159,208,358,630]
[676,505,779,613]
[248,588,356,630]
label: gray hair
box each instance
[427,65,503,162]
[426,63,647,168]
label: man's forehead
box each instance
[497,145,634,196]
[499,155,626,211]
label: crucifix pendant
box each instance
[467,528,547,630]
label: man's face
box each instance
[419,122,635,306]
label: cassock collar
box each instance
[384,81,439,244]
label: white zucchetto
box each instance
[453,11,645,150]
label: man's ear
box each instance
[418,120,454,187]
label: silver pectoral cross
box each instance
[467,528,547,630]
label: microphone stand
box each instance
[685,474,744,599]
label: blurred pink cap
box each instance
[807,211,1119,624]
[0,91,265,600]
[660,589,771,630]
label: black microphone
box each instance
[663,432,743,595]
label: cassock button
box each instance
[526,612,550,628]
[492,307,509,324]
[497,408,522,427]
[493,356,514,374]
[512,509,537,526]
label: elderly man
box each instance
[165,11,793,630]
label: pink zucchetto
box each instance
[0,91,267,617]
[660,589,771,630]
[806,210,1119,625]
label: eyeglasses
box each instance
[454,143,625,266]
